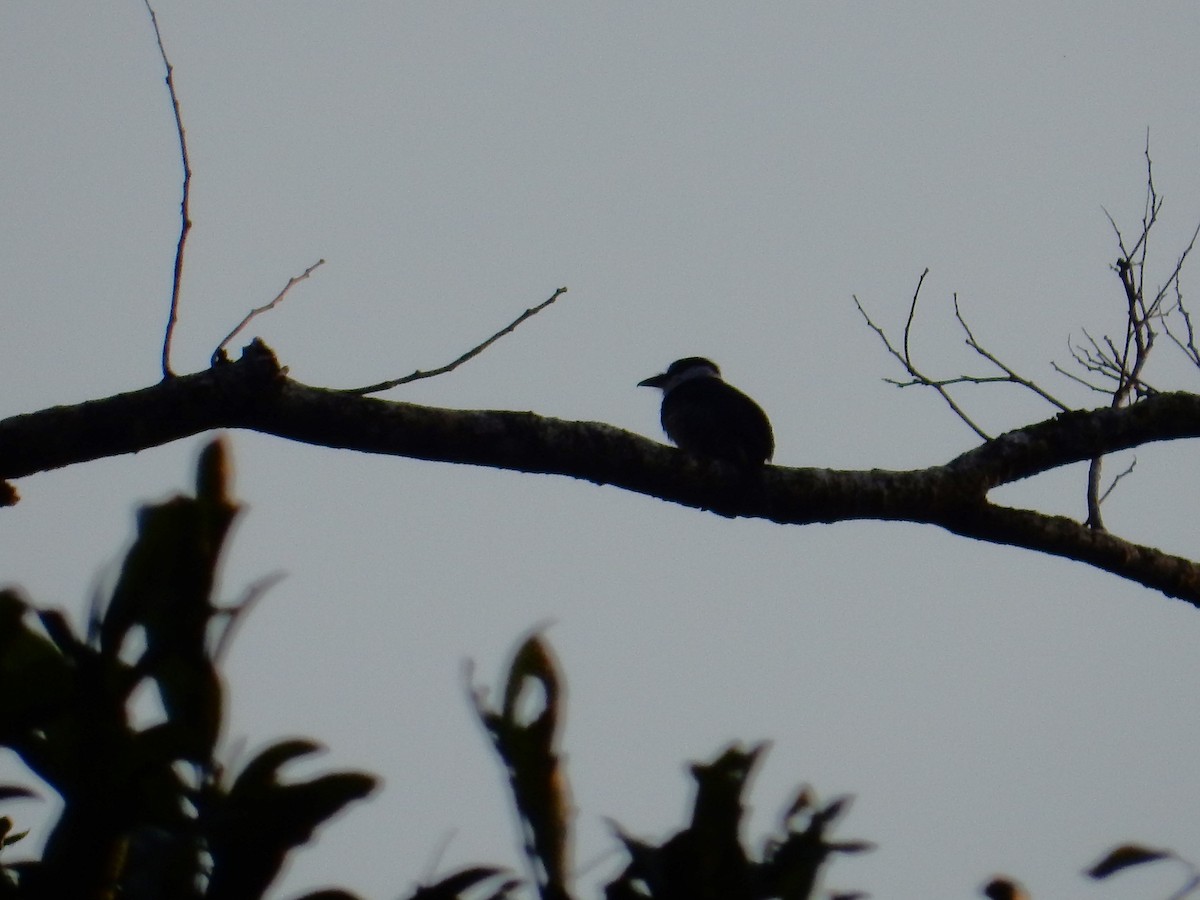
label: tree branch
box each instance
[853,278,992,441]
[211,258,326,366]
[4,341,1200,605]
[144,0,192,380]
[338,286,568,395]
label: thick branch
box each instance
[945,396,1200,488]
[3,341,1200,605]
[940,504,1200,604]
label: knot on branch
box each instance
[217,339,285,384]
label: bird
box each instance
[638,357,774,468]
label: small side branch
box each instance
[339,286,569,395]
[952,297,1070,412]
[144,1,192,380]
[1158,219,1200,364]
[854,271,992,441]
[211,259,326,366]
[857,272,1073,443]
[1084,144,1176,528]
[1098,457,1137,506]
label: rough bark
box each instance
[3,341,1199,605]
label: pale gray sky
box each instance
[3,4,1200,899]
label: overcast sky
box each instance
[3,4,1200,899]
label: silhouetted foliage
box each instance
[0,441,1188,900]
[471,637,870,900]
[602,746,870,900]
[0,439,377,899]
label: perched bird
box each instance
[638,357,774,468]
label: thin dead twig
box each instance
[1157,220,1200,364]
[340,286,569,395]
[855,269,1071,442]
[952,296,1071,412]
[210,259,326,366]
[1050,360,1111,395]
[1098,457,1137,506]
[854,271,990,440]
[1084,144,1163,529]
[145,1,192,380]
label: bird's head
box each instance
[638,357,721,392]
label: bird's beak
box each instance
[638,373,667,389]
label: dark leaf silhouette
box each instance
[1086,842,1171,879]
[472,633,572,900]
[982,876,1029,900]
[407,865,521,900]
[0,439,380,899]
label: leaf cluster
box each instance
[471,636,869,900]
[1,441,1188,900]
[0,439,379,900]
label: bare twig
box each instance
[1157,220,1200,364]
[854,275,992,441]
[857,264,1083,445]
[210,259,326,366]
[952,296,1071,411]
[1164,275,1200,366]
[1064,328,1157,395]
[855,270,1072,441]
[901,267,927,364]
[1082,144,1166,529]
[1050,360,1110,395]
[885,373,1018,390]
[144,1,192,380]
[1097,457,1137,506]
[340,286,569,395]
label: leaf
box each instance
[409,865,514,900]
[0,591,72,737]
[1086,843,1171,879]
[817,794,852,824]
[152,653,223,762]
[757,781,871,900]
[479,877,524,900]
[195,437,232,504]
[34,610,85,660]
[101,446,238,660]
[230,738,324,796]
[501,633,561,732]
[982,877,1028,900]
[205,740,377,900]
[780,785,813,829]
[473,633,572,900]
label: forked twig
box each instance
[144,1,192,380]
[1157,220,1200,363]
[1082,141,1170,529]
[854,271,990,441]
[340,286,569,395]
[857,268,1096,442]
[952,297,1070,411]
[210,259,326,366]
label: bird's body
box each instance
[638,357,774,468]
